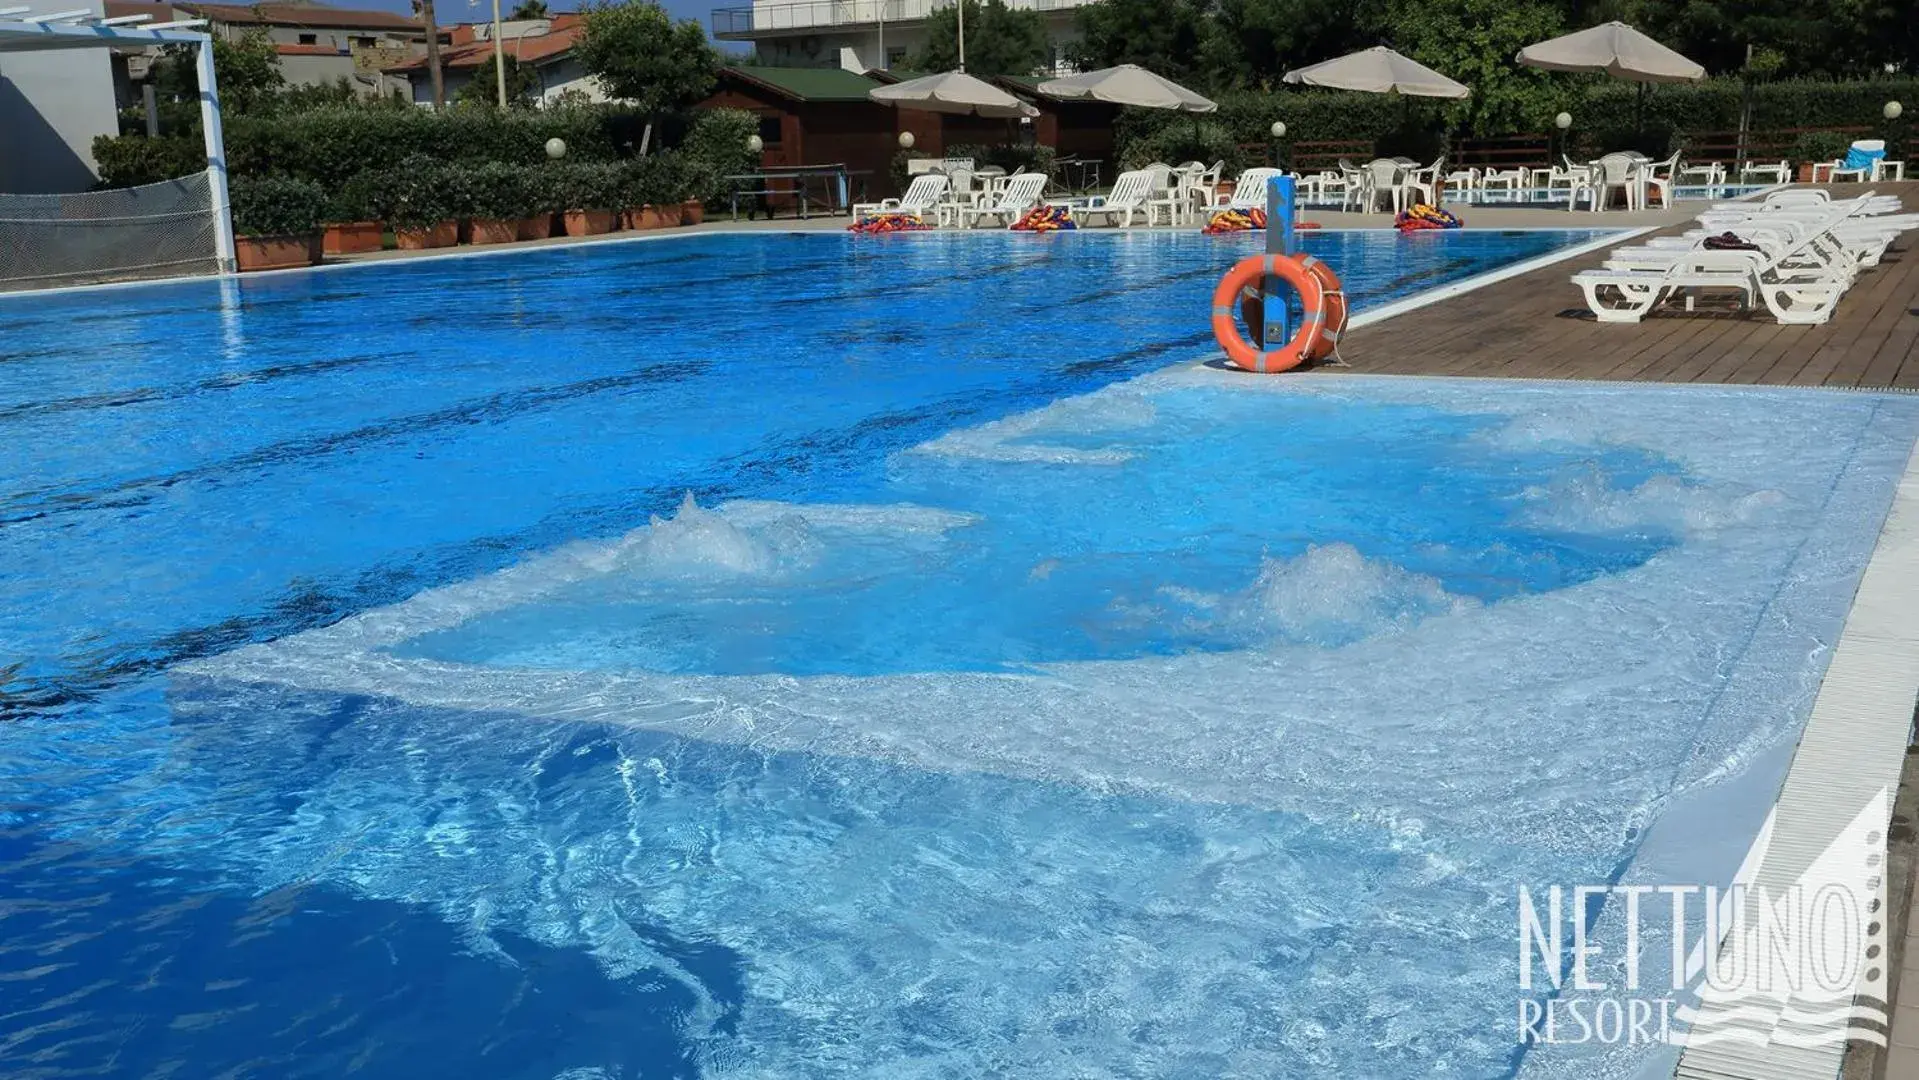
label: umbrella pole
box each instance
[1636,82,1646,152]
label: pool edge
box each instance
[1672,436,1919,1080]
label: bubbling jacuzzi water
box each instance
[168,371,1919,1080]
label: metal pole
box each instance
[143,83,159,137]
[491,0,507,106]
[956,0,964,72]
[194,34,236,274]
[876,0,884,69]
[1263,174,1296,349]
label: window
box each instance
[885,47,906,69]
[296,32,317,44]
[756,115,783,147]
[352,36,377,48]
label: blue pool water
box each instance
[3,229,1917,1080]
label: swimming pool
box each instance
[4,229,1915,1080]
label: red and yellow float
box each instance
[1209,253,1348,374]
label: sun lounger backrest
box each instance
[899,174,949,211]
[1107,170,1153,206]
[1227,168,1281,207]
[993,173,1048,211]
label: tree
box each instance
[1389,0,1566,135]
[456,53,540,107]
[1198,0,1389,90]
[578,0,719,152]
[909,0,1049,77]
[1071,0,1206,82]
[154,29,284,113]
[509,0,549,17]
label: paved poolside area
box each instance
[1333,182,1919,389]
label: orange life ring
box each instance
[1211,254,1348,373]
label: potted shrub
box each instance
[321,172,382,255]
[370,158,461,250]
[519,166,562,241]
[1790,131,1853,182]
[556,163,621,237]
[467,162,529,245]
[229,176,326,271]
[618,158,654,230]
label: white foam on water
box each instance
[167,371,1919,1080]
[910,383,1158,465]
[1226,542,1477,646]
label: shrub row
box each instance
[94,106,757,201]
[227,154,708,236]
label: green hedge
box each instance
[92,134,205,187]
[225,105,643,188]
[229,175,327,236]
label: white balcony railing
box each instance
[713,0,1088,38]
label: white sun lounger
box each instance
[1074,170,1157,228]
[852,174,952,225]
[1572,201,1883,324]
[1207,168,1284,213]
[962,173,1050,229]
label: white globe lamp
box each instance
[898,130,916,150]
[544,137,566,159]
[1270,121,1286,139]
[747,134,764,154]
[1554,112,1572,131]
[1886,101,1904,121]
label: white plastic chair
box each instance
[1589,154,1642,212]
[962,173,1049,228]
[1362,158,1405,213]
[1641,151,1681,209]
[1404,157,1444,207]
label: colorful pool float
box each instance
[1011,206,1076,232]
[848,213,932,235]
[1395,204,1463,232]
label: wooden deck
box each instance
[1333,182,1919,390]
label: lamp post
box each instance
[490,0,506,107]
[1888,101,1906,165]
[1554,111,1572,162]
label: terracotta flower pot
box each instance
[621,208,648,231]
[234,233,320,272]
[468,218,520,245]
[517,214,554,241]
[395,221,458,250]
[680,199,704,226]
[322,220,382,255]
[1795,163,1815,184]
[563,209,617,237]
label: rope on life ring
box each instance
[1209,254,1349,373]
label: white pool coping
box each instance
[1667,440,1919,1079]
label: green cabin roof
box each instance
[720,66,882,103]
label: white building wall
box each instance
[0,0,119,193]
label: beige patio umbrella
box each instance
[1515,21,1705,83]
[1282,46,1470,99]
[868,71,1039,119]
[1036,64,1217,113]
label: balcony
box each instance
[712,0,1087,40]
